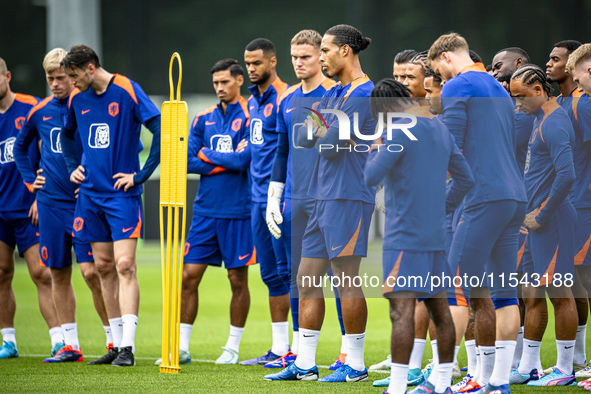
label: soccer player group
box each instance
[2,23,591,394]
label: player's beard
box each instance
[496,73,511,84]
[254,70,271,85]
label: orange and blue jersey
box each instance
[304,75,376,203]
[515,106,536,175]
[0,93,39,212]
[364,107,474,251]
[524,100,575,225]
[275,78,335,199]
[441,63,526,207]
[556,90,591,209]
[61,74,160,197]
[248,78,288,203]
[187,97,251,219]
[14,95,83,210]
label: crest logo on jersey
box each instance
[524,147,531,174]
[232,118,242,132]
[50,128,62,153]
[14,116,25,130]
[41,246,48,261]
[184,242,190,256]
[211,134,233,152]
[73,217,84,232]
[108,102,119,117]
[89,123,110,149]
[250,119,264,144]
[264,103,273,117]
[0,137,16,164]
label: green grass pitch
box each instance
[1,241,587,392]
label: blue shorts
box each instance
[38,202,93,268]
[184,214,255,269]
[251,202,289,297]
[575,208,591,267]
[447,202,468,306]
[302,199,374,260]
[284,198,315,292]
[516,233,527,273]
[0,210,38,256]
[382,249,450,300]
[73,193,143,242]
[527,203,576,286]
[447,200,526,300]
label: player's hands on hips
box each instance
[524,207,541,231]
[31,168,46,193]
[375,186,386,214]
[236,139,248,153]
[266,181,285,239]
[113,172,136,192]
[70,165,86,184]
[519,225,529,236]
[29,200,38,226]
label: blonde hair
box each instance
[566,43,591,74]
[43,48,67,73]
[0,58,6,74]
[291,29,322,49]
[427,33,469,63]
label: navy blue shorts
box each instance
[73,193,143,242]
[0,209,38,256]
[575,208,591,267]
[184,214,255,269]
[302,199,374,260]
[38,201,93,268]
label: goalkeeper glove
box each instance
[266,181,285,239]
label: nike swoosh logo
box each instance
[88,251,93,256]
[65,328,74,331]
[302,334,314,338]
[239,254,250,260]
[43,116,52,121]
[331,245,342,251]
[345,373,367,382]
[82,109,91,114]
[296,372,314,379]
[286,108,295,113]
[122,227,133,233]
[565,345,574,349]
[483,352,495,355]
[527,345,539,347]
[205,121,216,125]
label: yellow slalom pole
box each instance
[159,52,188,374]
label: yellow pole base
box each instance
[160,366,181,374]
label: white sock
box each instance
[465,339,477,377]
[49,326,64,347]
[454,345,460,364]
[436,362,454,393]
[179,323,192,353]
[1,328,16,345]
[473,346,481,381]
[61,323,80,351]
[120,314,138,352]
[340,334,347,354]
[224,325,244,353]
[477,346,495,387]
[271,321,289,356]
[556,339,575,373]
[428,340,439,386]
[518,339,541,374]
[512,326,523,369]
[409,339,427,369]
[575,325,587,365]
[388,363,409,394]
[109,317,123,348]
[489,340,516,386]
[104,325,113,347]
[291,331,299,354]
[295,328,320,370]
[345,332,365,371]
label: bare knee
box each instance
[79,264,101,287]
[227,268,248,292]
[116,255,136,278]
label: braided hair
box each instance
[370,78,413,120]
[325,24,371,54]
[410,51,428,73]
[511,64,552,96]
[424,68,442,86]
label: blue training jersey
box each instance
[364,106,473,251]
[0,93,39,212]
[441,63,526,207]
[14,94,84,210]
[557,90,591,209]
[248,78,289,203]
[524,100,575,226]
[306,75,376,204]
[276,78,335,200]
[62,74,160,197]
[515,106,536,176]
[187,97,251,219]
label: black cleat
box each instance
[111,346,135,366]
[87,345,118,365]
